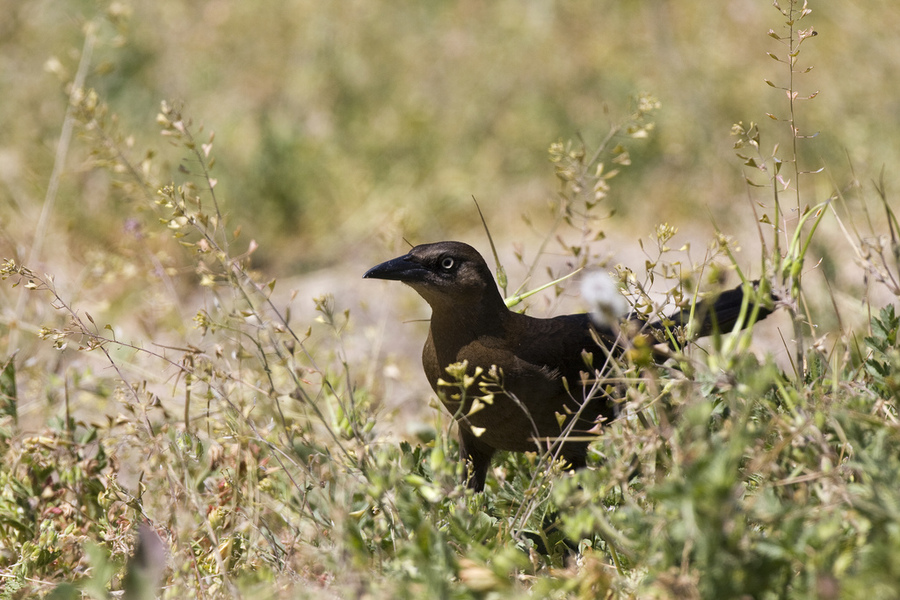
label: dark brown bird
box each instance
[365,241,774,492]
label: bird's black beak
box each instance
[363,254,428,282]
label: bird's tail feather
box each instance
[651,280,776,347]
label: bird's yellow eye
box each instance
[440,257,455,270]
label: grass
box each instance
[2,0,900,598]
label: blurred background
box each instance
[2,0,899,424]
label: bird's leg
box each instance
[561,450,587,472]
[458,427,495,493]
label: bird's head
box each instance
[364,241,506,311]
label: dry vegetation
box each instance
[2,1,900,598]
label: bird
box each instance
[364,241,774,492]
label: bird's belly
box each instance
[423,337,607,452]
[438,389,595,453]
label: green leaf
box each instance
[0,355,16,424]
